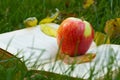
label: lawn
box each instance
[1,0,120,33]
[0,0,120,80]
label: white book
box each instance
[0,23,59,67]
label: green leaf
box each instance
[0,48,27,80]
[25,70,82,80]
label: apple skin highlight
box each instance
[57,17,94,57]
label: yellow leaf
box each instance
[104,18,120,38]
[83,0,94,9]
[24,17,38,27]
[94,32,110,46]
[39,12,59,24]
[40,23,59,37]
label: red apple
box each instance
[57,17,94,57]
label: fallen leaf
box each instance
[0,48,27,79]
[94,31,110,46]
[104,18,120,44]
[83,0,94,9]
[39,11,59,24]
[104,18,120,38]
[24,17,38,27]
[40,23,59,37]
[58,53,96,64]
[24,70,81,80]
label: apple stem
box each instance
[81,17,85,21]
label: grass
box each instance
[0,0,120,33]
[0,0,120,80]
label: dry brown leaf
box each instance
[58,53,96,64]
[0,48,27,70]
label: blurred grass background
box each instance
[0,0,120,80]
[0,0,120,33]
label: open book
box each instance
[0,23,120,79]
